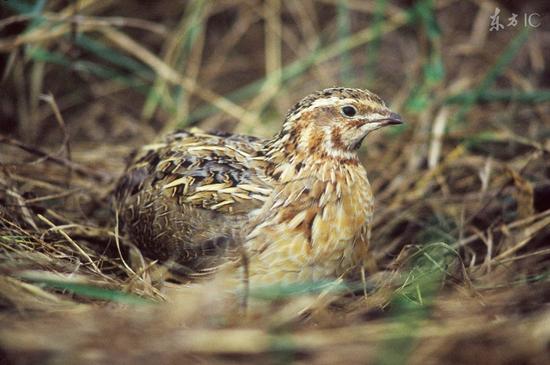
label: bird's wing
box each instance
[115,129,273,215]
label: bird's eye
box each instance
[341,106,357,117]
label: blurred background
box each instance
[1,1,549,364]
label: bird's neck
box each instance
[262,126,360,183]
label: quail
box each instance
[115,88,402,286]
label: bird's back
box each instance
[115,129,273,272]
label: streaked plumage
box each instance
[115,87,402,285]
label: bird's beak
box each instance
[352,112,403,150]
[375,112,403,126]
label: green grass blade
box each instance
[76,35,154,79]
[337,0,353,84]
[366,0,388,86]
[3,0,37,14]
[374,243,457,365]
[27,46,148,90]
[21,276,154,305]
[405,0,444,113]
[142,0,209,123]
[446,89,550,104]
[452,27,531,124]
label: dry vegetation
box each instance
[1,0,550,364]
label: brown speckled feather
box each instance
[115,129,273,271]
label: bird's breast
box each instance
[309,168,373,264]
[245,164,373,283]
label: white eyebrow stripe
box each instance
[288,97,360,122]
[307,97,357,110]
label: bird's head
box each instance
[265,87,402,164]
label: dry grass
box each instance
[1,0,550,364]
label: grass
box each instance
[1,1,549,364]
[451,27,532,125]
